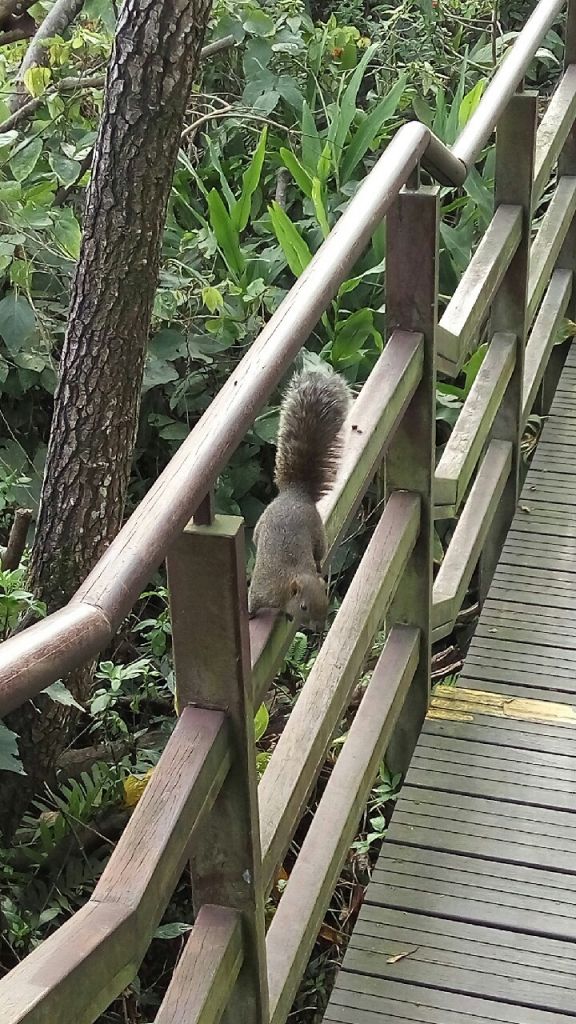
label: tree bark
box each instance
[1,0,213,841]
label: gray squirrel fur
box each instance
[248,369,351,628]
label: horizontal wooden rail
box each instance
[433,440,512,640]
[0,2,567,715]
[435,332,516,517]
[436,207,521,373]
[533,64,576,205]
[0,707,229,1024]
[250,329,424,705]
[438,178,576,377]
[259,490,420,889]
[155,906,243,1024]
[0,123,433,714]
[523,267,573,425]
[265,626,420,1024]
[528,175,576,324]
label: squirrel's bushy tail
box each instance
[274,370,351,502]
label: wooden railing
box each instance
[0,0,574,1020]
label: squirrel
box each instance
[248,369,351,629]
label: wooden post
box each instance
[385,184,438,775]
[166,515,268,1024]
[479,92,537,600]
[540,0,576,411]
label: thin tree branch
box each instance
[8,0,88,113]
[0,22,33,47]
[1,507,32,570]
[275,167,290,209]
[2,36,236,131]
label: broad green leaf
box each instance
[0,293,35,353]
[83,0,117,33]
[300,100,322,173]
[149,328,188,361]
[43,680,84,710]
[9,137,42,181]
[0,720,24,775]
[233,126,267,232]
[207,189,244,278]
[276,75,304,111]
[13,350,49,372]
[268,201,313,277]
[252,90,279,115]
[204,136,235,212]
[254,703,269,742]
[23,66,52,98]
[202,286,224,313]
[52,209,81,260]
[243,10,275,36]
[311,177,330,238]
[279,146,313,198]
[143,356,179,391]
[154,922,193,940]
[445,60,469,145]
[317,141,332,183]
[332,308,378,366]
[0,130,18,151]
[48,152,82,186]
[329,42,379,172]
[458,79,486,129]
[341,75,407,182]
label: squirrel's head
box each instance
[287,573,328,630]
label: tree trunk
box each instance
[1,0,212,841]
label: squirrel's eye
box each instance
[300,602,308,612]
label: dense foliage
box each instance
[0,0,564,1019]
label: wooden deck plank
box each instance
[325,347,576,1020]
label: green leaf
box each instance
[341,75,407,182]
[9,137,42,181]
[233,126,267,232]
[43,680,84,711]
[300,100,322,174]
[311,177,330,238]
[0,293,36,353]
[268,201,313,277]
[329,42,379,172]
[23,66,52,98]
[458,79,486,129]
[207,189,245,279]
[202,286,224,313]
[48,152,82,186]
[332,308,378,366]
[276,75,304,112]
[83,0,117,33]
[143,356,179,391]
[317,141,332,183]
[279,146,313,198]
[254,703,269,742]
[154,922,194,940]
[0,720,24,775]
[52,208,82,260]
[243,10,275,36]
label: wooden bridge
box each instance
[1,0,576,1021]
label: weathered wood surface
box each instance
[326,340,576,1024]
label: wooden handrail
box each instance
[0,0,567,712]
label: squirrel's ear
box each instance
[289,578,299,597]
